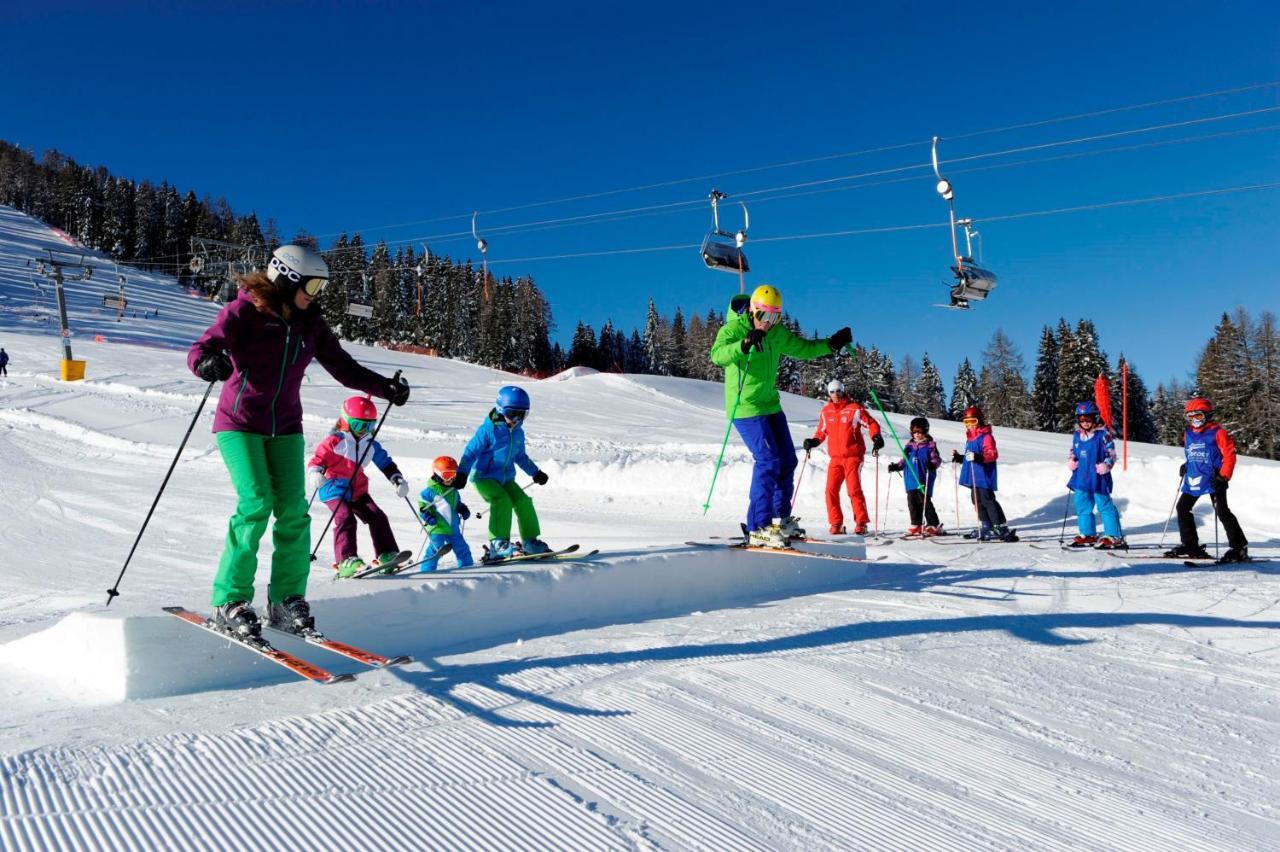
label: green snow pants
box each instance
[472,477,540,542]
[211,431,310,607]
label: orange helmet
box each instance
[1184,397,1213,414]
[432,455,459,484]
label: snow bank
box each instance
[545,365,599,381]
[0,544,867,701]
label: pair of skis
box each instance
[163,606,411,685]
[687,538,886,563]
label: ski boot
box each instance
[829,524,847,535]
[214,601,263,643]
[267,596,317,636]
[374,550,408,574]
[747,525,788,549]
[904,525,923,538]
[923,525,943,537]
[965,526,991,540]
[1095,536,1128,551]
[483,538,517,563]
[993,525,1019,542]
[1219,546,1250,564]
[335,556,367,579]
[1069,535,1097,548]
[853,523,869,535]
[778,516,806,540]
[1163,543,1211,560]
[521,538,553,556]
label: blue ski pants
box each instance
[417,530,474,572]
[1074,489,1123,539]
[734,411,798,531]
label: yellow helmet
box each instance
[749,284,783,315]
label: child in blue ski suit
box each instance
[1066,401,1126,549]
[951,405,1017,542]
[415,455,474,571]
[887,416,943,536]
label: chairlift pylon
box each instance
[931,136,998,310]
[700,189,750,280]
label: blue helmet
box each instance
[495,385,530,417]
[1074,401,1100,418]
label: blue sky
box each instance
[2,1,1277,389]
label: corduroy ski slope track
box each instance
[1,204,1279,849]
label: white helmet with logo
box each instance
[827,379,845,394]
[267,244,329,297]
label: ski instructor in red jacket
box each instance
[802,380,883,534]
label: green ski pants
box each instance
[472,478,540,542]
[212,431,310,607]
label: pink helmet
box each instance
[343,395,378,421]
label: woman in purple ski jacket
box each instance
[187,244,410,640]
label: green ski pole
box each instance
[702,351,752,514]
[867,388,926,494]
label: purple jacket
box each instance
[188,291,387,436]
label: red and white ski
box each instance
[263,626,412,668]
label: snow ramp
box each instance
[0,543,867,701]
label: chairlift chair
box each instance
[931,137,998,310]
[700,189,749,273]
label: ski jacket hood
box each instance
[709,296,834,419]
[189,290,387,435]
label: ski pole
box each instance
[1212,493,1220,561]
[311,370,403,561]
[867,389,925,494]
[702,351,751,514]
[884,471,895,534]
[874,451,880,535]
[1058,488,1074,545]
[107,380,215,605]
[1158,474,1184,550]
[952,460,960,529]
[791,450,809,513]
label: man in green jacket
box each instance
[710,284,852,547]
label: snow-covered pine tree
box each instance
[916,354,947,418]
[319,234,352,333]
[949,357,979,418]
[1057,319,1109,430]
[978,329,1032,428]
[1247,311,1279,459]
[1195,311,1251,444]
[1153,379,1190,446]
[626,329,646,374]
[896,354,920,413]
[1030,325,1059,432]
[643,299,671,375]
[368,242,396,346]
[567,322,598,369]
[1113,355,1157,444]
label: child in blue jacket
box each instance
[415,455,475,571]
[887,417,943,536]
[458,385,553,562]
[951,405,1018,542]
[1066,401,1127,549]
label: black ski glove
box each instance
[532,470,549,485]
[827,327,852,351]
[458,501,471,519]
[452,471,467,490]
[741,328,766,354]
[887,461,904,473]
[951,449,964,464]
[1178,463,1187,478]
[384,375,410,406]
[1212,474,1229,492]
[195,351,233,382]
[871,435,885,454]
[422,508,440,525]
[802,438,819,452]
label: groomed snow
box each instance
[2,204,1278,850]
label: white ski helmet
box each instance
[827,379,845,394]
[267,244,329,297]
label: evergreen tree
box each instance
[1247,311,1279,460]
[1114,355,1157,444]
[916,353,947,418]
[950,358,980,418]
[1030,325,1059,431]
[626,330,646,374]
[643,298,671,375]
[978,329,1032,427]
[567,322,598,369]
[1153,379,1190,447]
[1056,319,1109,430]
[1195,311,1251,440]
[896,354,920,413]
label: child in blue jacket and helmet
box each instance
[1066,401,1127,550]
[951,405,1018,542]
[458,385,553,562]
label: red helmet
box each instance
[1184,397,1213,415]
[343,395,378,421]
[962,405,983,422]
[432,455,458,484]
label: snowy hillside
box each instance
[1,204,1279,849]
